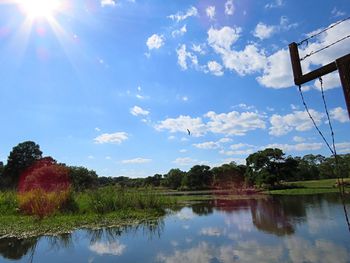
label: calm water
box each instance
[1,194,350,263]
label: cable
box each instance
[298,16,350,46]
[300,34,350,61]
[298,85,335,155]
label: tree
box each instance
[3,141,42,188]
[163,169,185,189]
[211,162,245,189]
[68,166,98,191]
[246,148,285,187]
[187,165,212,190]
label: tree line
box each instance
[1,141,349,191]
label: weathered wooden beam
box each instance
[297,61,338,86]
[336,55,350,118]
[288,42,303,83]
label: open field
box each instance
[267,178,350,195]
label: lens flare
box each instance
[17,0,61,19]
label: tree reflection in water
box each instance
[0,218,164,261]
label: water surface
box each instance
[1,194,350,263]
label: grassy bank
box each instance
[0,187,176,238]
[266,178,350,195]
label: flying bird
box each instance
[187,129,191,136]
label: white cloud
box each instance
[193,141,220,150]
[336,142,350,153]
[89,241,126,256]
[95,127,101,132]
[233,103,256,111]
[130,106,150,116]
[207,61,224,76]
[205,110,266,136]
[330,107,349,123]
[221,44,267,76]
[155,115,206,137]
[173,157,197,166]
[257,48,293,89]
[168,135,176,140]
[176,44,198,70]
[331,7,345,17]
[156,110,265,137]
[191,44,206,55]
[293,136,305,143]
[207,26,241,52]
[253,22,276,40]
[179,149,188,153]
[136,94,145,99]
[146,34,165,50]
[101,0,116,7]
[168,6,198,22]
[269,110,324,136]
[172,25,187,38]
[313,72,341,91]
[265,0,283,9]
[121,158,152,164]
[225,0,234,15]
[193,137,233,150]
[206,6,216,20]
[182,96,189,102]
[265,142,323,152]
[94,132,128,144]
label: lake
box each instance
[1,194,350,263]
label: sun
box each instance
[17,0,61,19]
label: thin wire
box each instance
[300,34,350,61]
[298,16,350,46]
[298,85,335,155]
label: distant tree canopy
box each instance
[1,141,350,191]
[68,166,98,191]
[3,141,42,188]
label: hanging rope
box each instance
[297,85,334,155]
[298,16,350,46]
[298,78,350,231]
[300,34,350,61]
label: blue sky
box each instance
[0,0,349,177]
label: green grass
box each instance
[0,187,176,238]
[267,178,350,195]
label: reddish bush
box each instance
[17,160,72,218]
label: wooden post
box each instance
[336,56,350,118]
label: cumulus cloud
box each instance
[206,6,216,20]
[293,136,305,142]
[121,158,152,164]
[176,44,198,70]
[168,6,198,22]
[253,23,276,40]
[156,110,266,137]
[207,61,224,76]
[94,132,128,144]
[172,25,187,38]
[155,115,206,137]
[313,72,341,91]
[193,141,220,150]
[101,0,116,7]
[191,44,206,54]
[265,142,323,152]
[146,34,165,50]
[89,241,126,256]
[225,0,234,15]
[130,106,149,116]
[269,110,324,136]
[173,157,197,166]
[330,107,349,123]
[205,110,266,136]
[207,26,241,52]
[336,142,350,153]
[265,0,284,9]
[193,138,232,150]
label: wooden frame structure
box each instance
[289,42,350,118]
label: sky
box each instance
[0,0,349,178]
